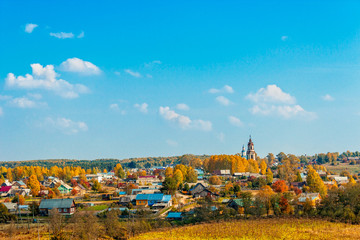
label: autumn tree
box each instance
[71,211,100,240]
[257,185,275,216]
[114,164,125,179]
[92,180,102,192]
[104,210,127,239]
[186,167,197,183]
[266,168,273,184]
[209,176,221,185]
[49,208,64,239]
[272,180,289,193]
[306,166,327,197]
[165,167,173,178]
[260,160,267,175]
[27,174,40,197]
[173,169,184,186]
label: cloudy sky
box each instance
[1,1,360,161]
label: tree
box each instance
[71,188,78,196]
[27,174,40,197]
[114,164,125,179]
[49,208,64,239]
[266,168,273,184]
[306,166,327,197]
[104,210,127,239]
[173,169,184,186]
[11,194,25,205]
[272,180,288,193]
[279,195,291,214]
[186,167,198,183]
[165,167,173,178]
[92,180,101,192]
[295,171,303,182]
[162,177,177,195]
[257,185,275,216]
[266,153,275,165]
[71,211,99,240]
[260,160,267,175]
[209,176,221,185]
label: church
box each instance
[241,136,256,160]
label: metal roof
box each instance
[39,198,75,209]
[136,193,164,201]
[166,212,182,218]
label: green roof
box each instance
[39,198,74,209]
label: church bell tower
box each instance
[246,135,256,160]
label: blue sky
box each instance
[1,1,360,161]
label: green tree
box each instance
[186,167,198,183]
[92,180,102,192]
[266,168,273,184]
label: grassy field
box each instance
[324,163,360,175]
[131,218,360,240]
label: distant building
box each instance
[246,136,256,160]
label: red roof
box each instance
[0,186,11,193]
[139,176,156,179]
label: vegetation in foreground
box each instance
[131,218,360,240]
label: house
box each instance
[291,181,306,189]
[166,212,182,220]
[73,184,86,195]
[39,198,76,215]
[0,186,13,197]
[213,169,231,176]
[135,193,172,207]
[228,199,247,211]
[12,181,27,189]
[298,193,321,207]
[189,183,207,195]
[3,202,17,213]
[119,196,134,206]
[233,172,261,178]
[136,176,161,184]
[334,176,349,185]
[193,189,219,199]
[58,183,73,194]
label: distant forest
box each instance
[0,155,210,171]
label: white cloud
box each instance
[247,85,317,120]
[166,139,178,147]
[228,116,243,127]
[0,95,12,101]
[159,106,212,131]
[25,23,38,33]
[281,36,288,41]
[60,58,101,75]
[109,103,126,115]
[5,63,89,99]
[27,93,42,100]
[50,32,74,39]
[125,69,142,78]
[246,84,296,104]
[216,96,232,106]
[145,60,162,68]
[77,31,84,38]
[45,117,88,134]
[176,103,190,111]
[134,103,148,113]
[322,94,334,101]
[9,97,46,108]
[209,85,234,94]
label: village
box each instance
[0,138,358,231]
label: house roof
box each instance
[136,193,164,201]
[3,202,17,210]
[39,198,75,209]
[166,212,182,218]
[118,191,126,195]
[162,195,172,203]
[14,181,26,186]
[0,186,12,193]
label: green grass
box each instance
[80,204,108,211]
